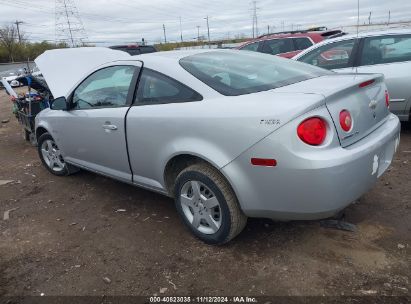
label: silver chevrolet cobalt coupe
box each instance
[35,47,400,244]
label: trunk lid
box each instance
[275,73,390,147]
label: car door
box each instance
[126,68,203,191]
[355,34,411,121]
[297,38,358,73]
[52,62,141,182]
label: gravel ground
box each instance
[0,88,410,297]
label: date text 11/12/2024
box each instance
[149,296,258,303]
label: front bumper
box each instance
[222,113,401,220]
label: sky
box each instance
[1,0,411,46]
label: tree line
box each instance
[0,25,67,63]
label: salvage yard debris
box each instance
[0,180,14,186]
[102,277,111,284]
[3,207,19,220]
[320,219,357,232]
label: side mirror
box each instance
[50,96,68,110]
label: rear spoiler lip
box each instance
[274,73,385,99]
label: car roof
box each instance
[241,32,322,45]
[131,49,229,61]
[335,28,411,40]
[293,27,411,59]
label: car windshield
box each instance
[179,51,331,96]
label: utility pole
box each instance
[14,20,23,43]
[267,25,270,34]
[162,24,167,43]
[196,25,200,42]
[179,16,183,42]
[204,16,211,48]
[388,10,391,25]
[368,11,372,24]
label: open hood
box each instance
[35,47,130,98]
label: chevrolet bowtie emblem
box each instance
[369,100,378,110]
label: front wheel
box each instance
[174,163,247,244]
[37,133,70,176]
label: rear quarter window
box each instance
[135,69,202,104]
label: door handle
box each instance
[102,123,118,131]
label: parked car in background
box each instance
[293,29,411,122]
[237,29,344,58]
[35,48,400,244]
[109,44,157,55]
[1,70,24,87]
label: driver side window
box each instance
[72,65,136,109]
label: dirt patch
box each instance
[0,89,410,297]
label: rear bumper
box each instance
[222,113,401,220]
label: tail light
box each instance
[359,79,375,88]
[339,110,352,132]
[297,117,327,146]
[385,90,390,108]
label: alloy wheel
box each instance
[180,180,222,234]
[41,139,65,172]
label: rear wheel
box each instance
[37,133,75,176]
[174,163,247,244]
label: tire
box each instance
[37,133,78,176]
[174,163,247,244]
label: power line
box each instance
[251,1,259,38]
[55,0,88,47]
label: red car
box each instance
[237,29,344,58]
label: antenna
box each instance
[356,0,360,38]
[55,0,88,47]
[356,0,360,75]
